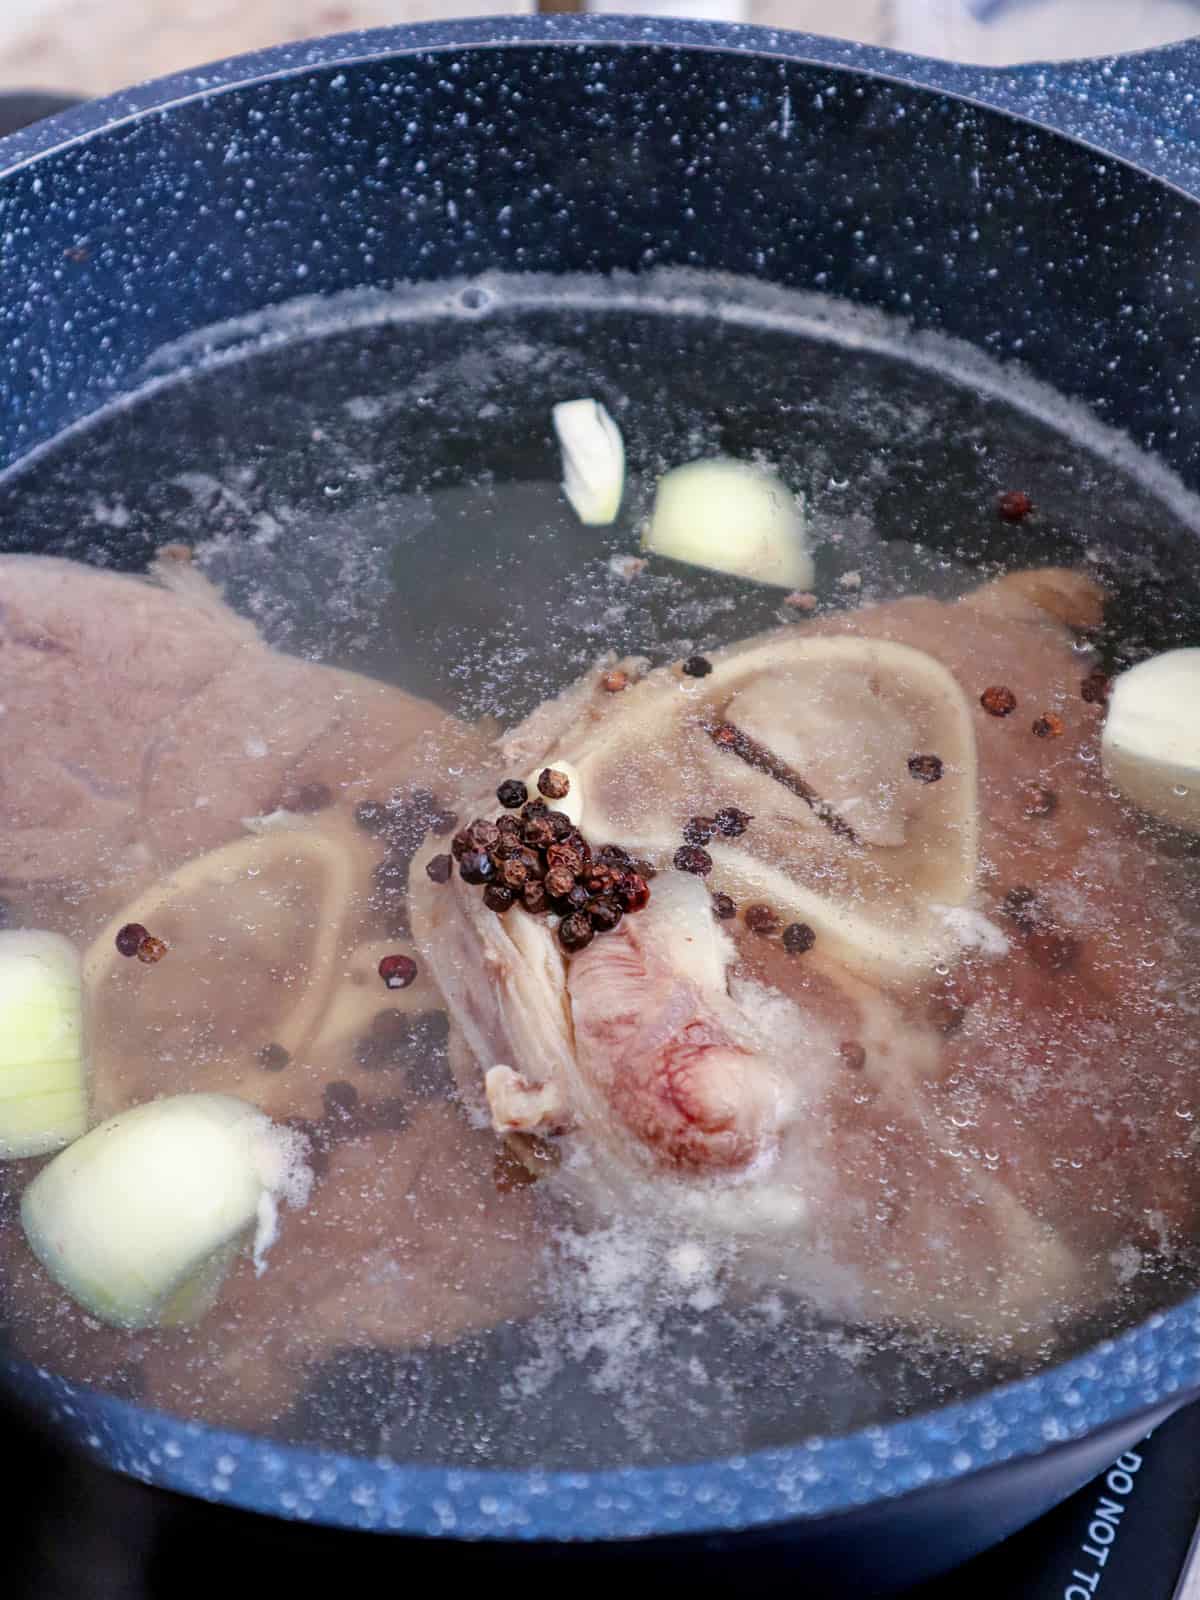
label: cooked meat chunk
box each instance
[414,569,1198,1340]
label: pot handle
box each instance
[889,36,1200,192]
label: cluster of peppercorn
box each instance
[425,770,653,955]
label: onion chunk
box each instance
[643,458,813,590]
[1102,648,1200,832]
[0,930,86,1159]
[21,1092,311,1328]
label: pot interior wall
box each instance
[2,42,1199,483]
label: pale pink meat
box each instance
[0,553,540,1421]
[0,553,466,914]
[566,890,790,1172]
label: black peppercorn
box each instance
[547,811,575,842]
[674,844,713,876]
[545,865,577,901]
[497,778,528,809]
[582,863,617,897]
[425,854,453,885]
[597,844,631,867]
[617,872,651,912]
[116,922,149,958]
[499,857,530,891]
[523,880,549,915]
[459,849,496,886]
[538,768,571,800]
[745,904,778,936]
[546,843,584,876]
[712,892,736,920]
[467,818,501,851]
[483,883,516,914]
[450,828,473,861]
[257,1042,290,1072]
[682,816,717,846]
[783,922,816,955]
[511,845,544,879]
[589,897,624,933]
[981,685,1017,717]
[682,655,713,677]
[907,754,944,784]
[522,798,550,820]
[713,807,752,837]
[558,912,595,953]
[1032,712,1065,740]
[523,816,556,850]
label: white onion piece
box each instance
[1102,649,1200,832]
[0,931,87,1159]
[21,1093,311,1328]
[553,398,625,525]
[643,458,813,590]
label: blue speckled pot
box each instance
[3,17,1200,1589]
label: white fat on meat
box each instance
[731,660,918,848]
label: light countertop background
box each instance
[2,0,1200,101]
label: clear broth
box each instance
[1,278,1199,1468]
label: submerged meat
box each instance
[0,553,468,908]
[0,1107,541,1430]
[414,567,1200,1341]
[0,552,543,1411]
[0,552,492,1122]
